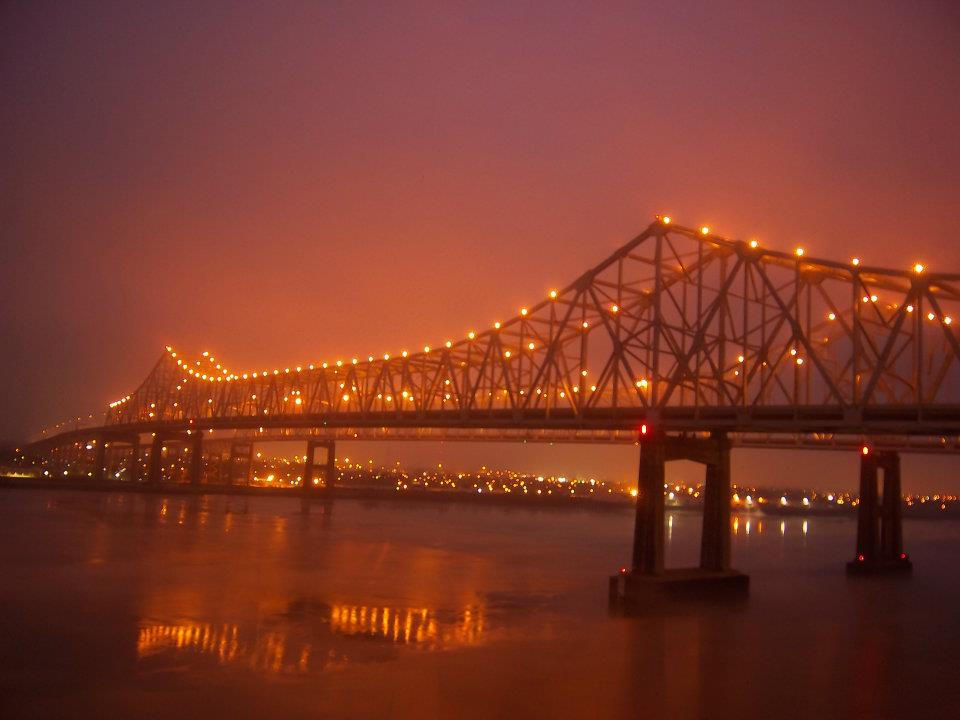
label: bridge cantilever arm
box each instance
[658,256,745,407]
[754,263,848,409]
[858,288,918,407]
[923,291,960,402]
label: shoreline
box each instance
[0,475,634,514]
[2,475,956,519]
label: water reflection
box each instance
[136,601,486,676]
[138,622,327,674]
[329,602,484,648]
[8,488,960,719]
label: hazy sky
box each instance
[3,1,960,490]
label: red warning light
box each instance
[900,553,907,560]
[857,554,865,562]
[619,566,627,574]
[640,423,648,435]
[861,445,870,456]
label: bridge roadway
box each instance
[26,401,960,449]
[27,418,960,455]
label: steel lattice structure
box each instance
[34,218,960,448]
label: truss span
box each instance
[36,218,960,446]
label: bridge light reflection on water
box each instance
[136,602,486,676]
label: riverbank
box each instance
[0,474,632,513]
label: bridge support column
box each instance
[699,432,731,572]
[847,449,911,574]
[188,431,204,486]
[92,437,107,483]
[632,433,665,574]
[129,436,141,482]
[229,442,253,486]
[303,440,336,494]
[612,431,748,609]
[147,434,164,485]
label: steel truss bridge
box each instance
[25,217,960,591]
[33,217,960,443]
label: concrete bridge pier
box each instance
[699,433,732,572]
[146,434,164,485]
[145,431,204,485]
[228,442,254,486]
[187,431,204,485]
[129,437,141,480]
[847,448,912,574]
[302,440,336,494]
[612,430,748,608]
[92,437,107,483]
[92,433,140,483]
[631,432,665,574]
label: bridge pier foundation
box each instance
[631,432,665,574]
[699,433,732,572]
[92,437,107,483]
[228,442,253,486]
[847,449,911,574]
[147,434,164,485]
[303,440,336,494]
[187,431,204,486]
[89,432,140,483]
[129,437,141,481]
[612,431,748,608]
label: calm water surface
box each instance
[1,488,959,719]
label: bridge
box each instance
[24,217,960,600]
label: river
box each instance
[1,488,958,719]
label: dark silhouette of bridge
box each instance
[26,218,960,598]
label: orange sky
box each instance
[3,1,960,490]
